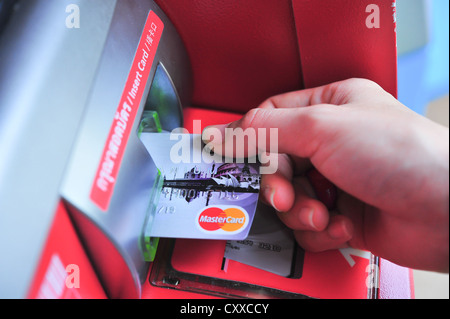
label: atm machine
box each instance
[0,0,413,299]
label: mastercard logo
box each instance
[197,206,248,234]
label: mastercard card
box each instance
[140,133,261,240]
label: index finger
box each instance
[259,78,385,109]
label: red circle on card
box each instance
[198,207,227,231]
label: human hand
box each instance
[203,78,449,272]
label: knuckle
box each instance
[300,105,332,126]
[259,97,277,109]
[344,78,383,91]
[240,108,266,129]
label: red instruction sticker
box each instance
[90,11,164,211]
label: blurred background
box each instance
[396,0,449,299]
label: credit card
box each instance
[224,202,304,278]
[140,133,261,240]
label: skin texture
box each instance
[203,78,449,273]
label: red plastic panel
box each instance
[291,0,398,96]
[154,0,304,113]
[27,202,106,299]
[168,239,370,299]
[156,0,397,115]
[183,107,242,132]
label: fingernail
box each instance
[299,207,317,230]
[202,124,229,144]
[264,186,281,212]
